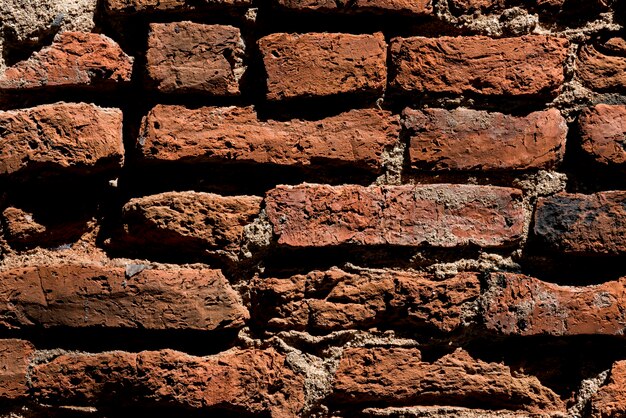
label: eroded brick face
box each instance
[2,0,626,417]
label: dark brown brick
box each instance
[534,191,626,255]
[275,0,432,14]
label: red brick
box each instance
[332,347,565,413]
[0,264,248,331]
[0,339,34,400]
[0,32,133,92]
[590,361,626,418]
[390,35,568,97]
[405,108,567,171]
[534,191,626,255]
[139,105,399,173]
[276,0,432,14]
[120,191,262,256]
[0,103,124,177]
[252,268,480,332]
[104,0,251,13]
[31,348,306,416]
[578,104,626,168]
[259,32,387,101]
[146,22,244,95]
[265,184,525,249]
[482,272,626,336]
[578,39,626,92]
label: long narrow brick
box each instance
[259,32,387,100]
[276,0,432,14]
[533,191,626,255]
[332,347,565,413]
[482,272,626,336]
[139,105,399,173]
[404,108,567,171]
[578,104,626,168]
[0,32,133,92]
[578,39,626,92]
[251,268,480,332]
[590,361,626,418]
[120,191,262,255]
[390,35,568,97]
[0,103,124,177]
[0,340,34,400]
[0,264,248,331]
[265,184,525,249]
[146,22,244,95]
[104,0,251,14]
[30,348,305,417]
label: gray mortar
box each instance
[362,406,567,417]
[240,209,273,260]
[568,369,610,418]
[374,140,407,186]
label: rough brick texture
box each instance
[0,103,123,177]
[259,32,387,100]
[578,104,626,168]
[30,348,305,416]
[266,184,525,248]
[482,272,626,336]
[119,191,262,256]
[251,268,480,332]
[404,108,567,171]
[3,0,626,416]
[146,22,244,95]
[534,191,626,255]
[0,32,133,92]
[139,105,399,172]
[275,0,432,14]
[0,264,248,330]
[390,36,568,96]
[332,347,565,413]
[0,340,34,400]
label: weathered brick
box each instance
[404,108,567,171]
[578,39,626,92]
[332,347,565,413]
[0,339,34,400]
[590,360,626,418]
[0,32,133,91]
[275,0,432,14]
[120,191,262,256]
[0,264,248,331]
[31,348,306,417]
[259,32,387,100]
[0,102,124,177]
[252,268,480,332]
[146,22,244,95]
[265,184,525,249]
[534,191,626,255]
[104,0,251,14]
[578,104,626,168]
[390,35,568,97]
[482,272,626,336]
[139,105,399,173]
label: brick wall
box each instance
[0,0,625,417]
